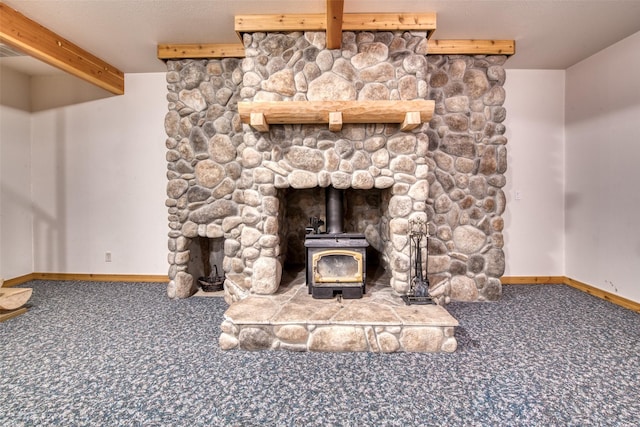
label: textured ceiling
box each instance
[1,0,640,76]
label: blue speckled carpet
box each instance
[1,281,638,426]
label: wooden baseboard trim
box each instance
[501,276,565,285]
[502,275,639,313]
[32,273,169,283]
[4,273,168,285]
[2,273,37,287]
[563,277,640,314]
[6,273,638,312]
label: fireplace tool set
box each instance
[402,219,435,305]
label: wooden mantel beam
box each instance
[326,0,344,49]
[237,100,435,132]
[0,3,124,95]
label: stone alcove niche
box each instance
[186,236,224,284]
[164,30,507,305]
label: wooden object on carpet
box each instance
[0,287,32,310]
[0,307,28,322]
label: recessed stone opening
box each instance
[282,187,384,269]
[187,236,224,282]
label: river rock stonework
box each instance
[164,31,507,304]
[425,55,507,302]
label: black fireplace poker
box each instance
[402,219,435,305]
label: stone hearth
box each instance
[219,268,458,352]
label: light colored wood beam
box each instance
[326,0,344,49]
[342,13,436,38]
[235,13,437,38]
[238,100,434,131]
[155,38,516,60]
[157,43,245,59]
[429,39,516,56]
[235,14,326,36]
[0,3,124,95]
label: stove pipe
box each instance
[325,186,344,234]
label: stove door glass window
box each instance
[312,250,363,283]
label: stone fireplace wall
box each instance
[164,31,507,303]
[424,54,507,302]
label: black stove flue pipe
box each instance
[325,186,344,235]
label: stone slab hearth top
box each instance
[223,269,458,328]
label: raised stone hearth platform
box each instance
[219,269,458,353]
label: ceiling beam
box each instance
[342,13,436,38]
[326,0,344,49]
[155,39,515,60]
[0,3,124,95]
[235,14,326,36]
[429,39,516,56]
[157,43,245,60]
[160,12,515,60]
[235,13,437,38]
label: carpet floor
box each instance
[1,281,638,426]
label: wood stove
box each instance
[304,187,368,299]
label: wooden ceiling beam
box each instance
[157,43,245,59]
[0,3,124,95]
[342,13,437,38]
[326,0,344,49]
[160,13,516,60]
[234,13,437,38]
[155,39,515,60]
[235,14,326,37]
[429,39,516,56]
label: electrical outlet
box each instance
[105,251,112,262]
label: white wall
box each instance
[4,45,638,306]
[30,74,114,112]
[0,105,33,280]
[0,66,31,111]
[565,31,640,302]
[0,69,571,282]
[30,73,168,275]
[502,70,566,277]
